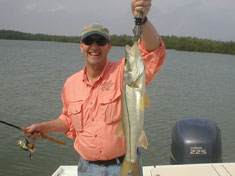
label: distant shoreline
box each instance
[1,30,234,55]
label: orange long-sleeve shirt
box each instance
[59,40,166,161]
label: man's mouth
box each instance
[89,52,100,56]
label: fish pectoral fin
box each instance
[144,91,150,108]
[115,120,125,138]
[138,131,148,149]
[140,92,150,110]
[121,158,140,176]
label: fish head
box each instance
[125,41,140,70]
[124,41,144,85]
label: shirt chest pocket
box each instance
[100,89,122,124]
[68,103,83,132]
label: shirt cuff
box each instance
[139,37,165,56]
[58,114,76,139]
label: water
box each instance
[0,39,235,176]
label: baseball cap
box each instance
[81,24,110,40]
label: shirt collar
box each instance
[82,60,109,86]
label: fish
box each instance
[118,40,149,176]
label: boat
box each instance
[52,163,235,176]
[52,118,235,176]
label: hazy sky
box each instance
[0,0,235,41]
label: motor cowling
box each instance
[170,118,222,164]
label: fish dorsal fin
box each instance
[144,91,150,108]
[138,130,148,149]
[115,119,125,138]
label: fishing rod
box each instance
[0,120,66,145]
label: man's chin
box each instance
[87,60,103,66]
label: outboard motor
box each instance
[170,118,222,164]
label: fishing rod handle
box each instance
[21,127,66,145]
[41,134,66,145]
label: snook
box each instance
[121,41,149,176]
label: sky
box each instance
[0,0,235,41]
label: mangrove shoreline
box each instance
[0,30,234,55]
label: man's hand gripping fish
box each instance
[116,39,149,176]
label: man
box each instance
[25,0,166,175]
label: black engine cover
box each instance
[170,118,222,164]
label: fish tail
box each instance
[121,158,140,176]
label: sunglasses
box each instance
[82,37,109,46]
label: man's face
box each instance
[80,35,111,67]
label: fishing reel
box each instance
[17,138,35,160]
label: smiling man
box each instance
[25,0,166,175]
[80,24,112,84]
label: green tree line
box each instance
[162,35,235,55]
[0,30,234,55]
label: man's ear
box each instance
[80,42,83,52]
[107,42,112,52]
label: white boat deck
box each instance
[52,163,235,176]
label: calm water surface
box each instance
[0,39,235,176]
